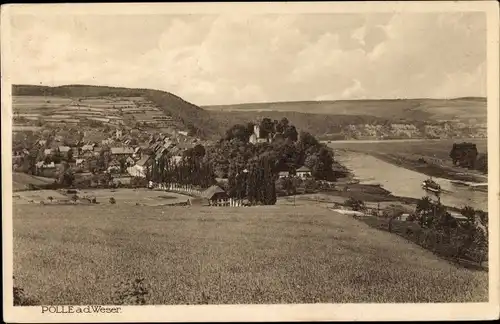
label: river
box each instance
[335,150,488,211]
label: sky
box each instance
[9,12,486,106]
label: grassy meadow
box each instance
[326,138,487,160]
[13,203,487,305]
[327,138,488,182]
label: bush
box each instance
[109,197,116,204]
[345,197,365,211]
[111,278,150,305]
[13,278,38,306]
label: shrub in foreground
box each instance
[111,278,150,305]
[13,278,38,306]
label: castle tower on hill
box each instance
[253,124,261,138]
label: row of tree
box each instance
[145,146,215,189]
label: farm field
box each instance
[12,172,55,191]
[13,203,487,304]
[13,188,191,206]
[12,95,175,129]
[204,98,487,123]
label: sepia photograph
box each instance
[2,1,499,322]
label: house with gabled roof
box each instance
[296,166,312,179]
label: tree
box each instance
[283,125,298,142]
[66,149,74,162]
[225,124,252,142]
[192,144,206,158]
[259,118,275,139]
[119,158,127,174]
[475,153,488,173]
[58,167,75,187]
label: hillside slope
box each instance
[204,98,487,123]
[12,85,221,138]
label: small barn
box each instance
[201,185,229,206]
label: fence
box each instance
[149,182,249,207]
[150,182,202,197]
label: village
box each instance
[12,115,332,208]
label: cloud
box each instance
[9,12,486,105]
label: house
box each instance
[296,166,312,179]
[127,154,152,178]
[278,171,290,178]
[75,158,85,167]
[170,155,183,165]
[37,139,47,146]
[126,156,135,166]
[133,147,142,159]
[201,185,229,205]
[81,144,96,152]
[44,148,53,156]
[35,161,44,170]
[110,147,134,157]
[396,213,411,221]
[58,146,71,154]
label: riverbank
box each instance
[332,150,488,212]
[369,152,487,183]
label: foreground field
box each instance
[13,204,487,304]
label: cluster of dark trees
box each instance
[449,142,487,173]
[226,154,277,205]
[225,117,299,142]
[209,117,336,181]
[145,144,215,189]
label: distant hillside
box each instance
[13,85,487,140]
[203,98,487,123]
[12,84,220,138]
[212,110,393,137]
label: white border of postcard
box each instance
[2,1,499,322]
